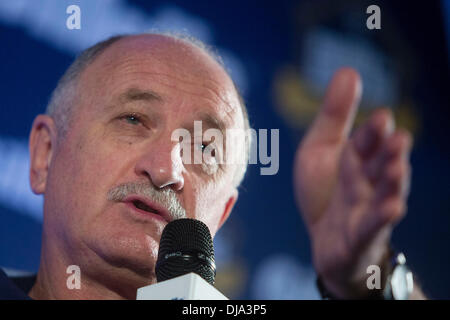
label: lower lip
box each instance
[123,202,167,223]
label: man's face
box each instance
[38,35,244,284]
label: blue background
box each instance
[0,0,449,299]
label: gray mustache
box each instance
[107,182,186,221]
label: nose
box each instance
[135,138,185,191]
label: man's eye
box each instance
[195,143,207,152]
[198,143,216,156]
[121,114,142,125]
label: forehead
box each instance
[78,34,243,129]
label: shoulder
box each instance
[0,267,35,300]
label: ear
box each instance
[29,115,58,195]
[217,188,238,230]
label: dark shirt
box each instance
[0,268,35,300]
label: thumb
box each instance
[304,67,362,147]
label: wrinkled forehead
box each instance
[78,34,243,130]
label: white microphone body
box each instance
[136,272,228,300]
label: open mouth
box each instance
[121,195,170,223]
[132,200,155,213]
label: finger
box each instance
[304,67,362,147]
[352,108,395,159]
[374,155,412,204]
[365,129,412,184]
[352,175,408,249]
[354,135,412,245]
[339,141,372,206]
[367,196,407,237]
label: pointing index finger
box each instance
[304,68,362,147]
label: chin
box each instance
[75,205,165,280]
[85,227,160,280]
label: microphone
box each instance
[136,218,228,300]
[156,218,216,285]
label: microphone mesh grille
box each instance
[156,218,216,285]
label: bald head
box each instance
[80,34,242,127]
[46,32,251,186]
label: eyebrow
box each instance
[113,88,228,133]
[191,112,228,135]
[118,88,163,104]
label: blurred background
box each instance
[0,0,449,299]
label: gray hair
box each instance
[45,32,251,187]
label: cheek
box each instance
[48,129,133,230]
[81,141,130,183]
[189,181,231,236]
[75,122,142,182]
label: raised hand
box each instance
[293,68,413,298]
